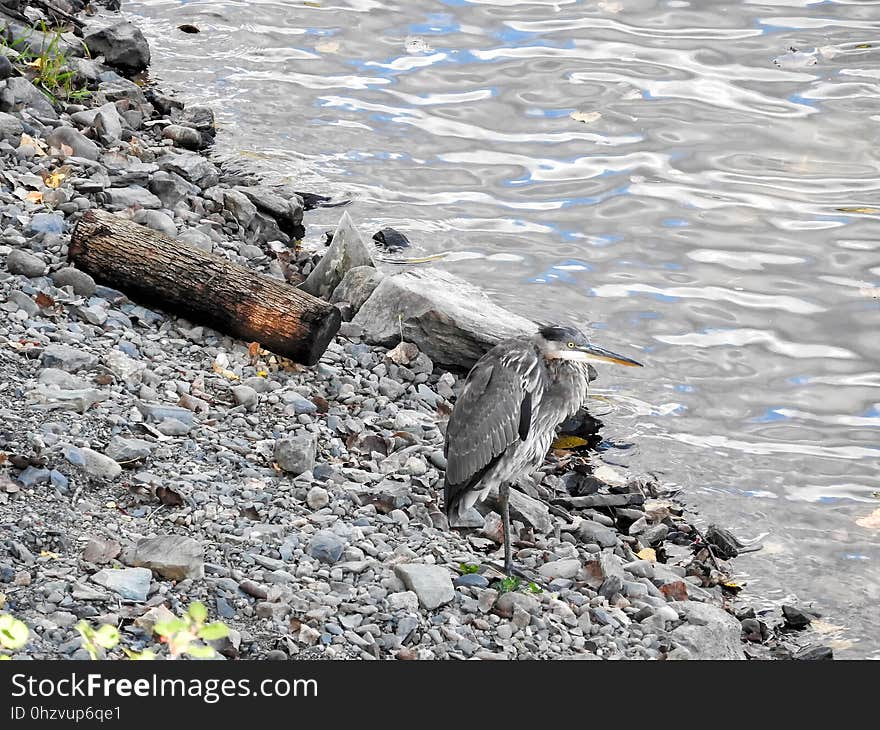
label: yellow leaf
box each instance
[27,58,44,70]
[570,111,602,124]
[551,435,589,450]
[636,548,656,562]
[25,191,43,204]
[211,362,239,380]
[855,508,880,529]
[256,370,268,378]
[42,166,70,189]
[39,550,60,559]
[837,207,880,214]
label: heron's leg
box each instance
[499,482,512,575]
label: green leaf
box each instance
[458,563,480,575]
[185,644,217,660]
[0,614,29,650]
[94,624,120,649]
[187,601,208,625]
[153,618,187,638]
[198,622,229,641]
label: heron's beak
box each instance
[574,343,643,367]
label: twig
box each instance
[30,0,85,29]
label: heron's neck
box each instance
[545,358,592,407]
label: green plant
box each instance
[459,562,480,575]
[75,621,120,660]
[2,21,91,103]
[0,614,29,659]
[497,576,521,593]
[528,582,543,594]
[153,602,229,659]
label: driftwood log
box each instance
[70,209,340,365]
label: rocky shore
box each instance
[0,2,827,660]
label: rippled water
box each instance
[126,0,880,657]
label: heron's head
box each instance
[536,325,643,367]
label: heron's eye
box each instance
[567,342,575,348]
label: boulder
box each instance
[668,601,746,660]
[353,269,535,370]
[301,211,374,300]
[84,21,151,74]
[123,535,204,581]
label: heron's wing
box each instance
[444,347,539,509]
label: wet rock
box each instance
[330,266,384,313]
[794,645,833,661]
[782,604,812,630]
[274,434,316,475]
[372,227,411,252]
[63,446,122,480]
[124,535,204,581]
[90,567,152,601]
[6,249,46,278]
[0,55,13,81]
[354,268,534,369]
[308,531,345,564]
[84,21,151,74]
[41,344,97,372]
[302,211,375,299]
[669,601,745,660]
[51,267,96,296]
[394,564,454,610]
[46,126,99,160]
[238,186,303,237]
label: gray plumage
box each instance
[443,324,642,574]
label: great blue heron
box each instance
[443,324,643,575]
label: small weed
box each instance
[459,563,480,575]
[153,601,229,659]
[528,582,543,594]
[497,576,521,593]
[0,614,29,659]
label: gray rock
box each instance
[156,418,191,436]
[29,385,107,414]
[63,445,122,480]
[137,402,195,425]
[84,21,151,74]
[104,436,154,464]
[90,567,152,601]
[538,558,581,580]
[577,520,619,548]
[353,269,535,369]
[133,209,177,237]
[394,564,454,610]
[158,151,219,188]
[485,485,552,534]
[0,77,58,119]
[46,126,100,161]
[0,111,23,143]
[306,486,329,510]
[274,434,316,475]
[8,290,37,316]
[107,186,162,210]
[308,530,345,564]
[453,573,490,589]
[221,189,257,227]
[51,267,96,296]
[6,249,46,278]
[0,55,13,82]
[148,171,198,208]
[669,601,746,660]
[232,385,259,409]
[17,466,50,488]
[282,391,317,415]
[495,591,541,618]
[38,368,88,390]
[123,535,204,581]
[378,377,406,400]
[302,211,375,299]
[28,213,65,234]
[162,124,202,150]
[41,344,97,372]
[330,266,384,312]
[238,186,303,233]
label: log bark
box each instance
[70,209,340,365]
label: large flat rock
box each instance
[353,269,535,370]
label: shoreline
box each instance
[0,2,826,660]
